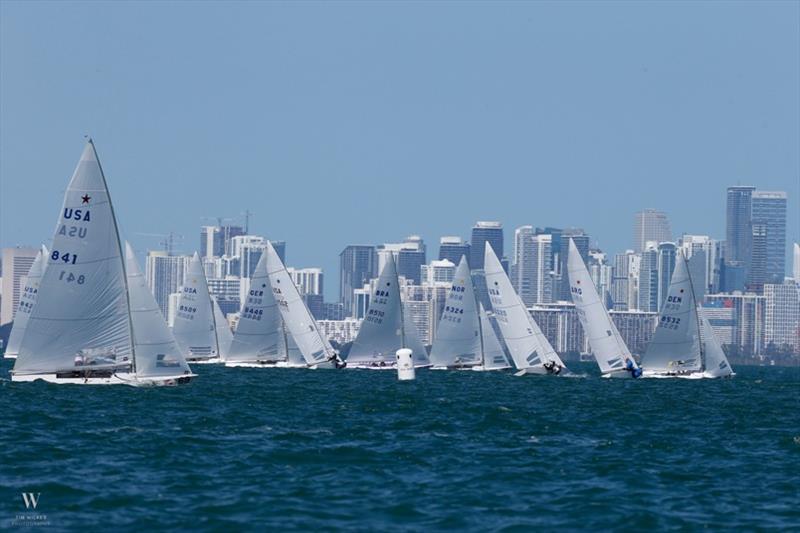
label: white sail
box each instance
[124,243,192,378]
[429,256,481,368]
[347,253,429,367]
[13,141,134,376]
[699,308,734,378]
[212,297,232,362]
[172,252,218,361]
[264,241,336,368]
[4,245,47,359]
[280,324,306,366]
[641,252,702,374]
[226,252,284,364]
[567,238,637,375]
[483,242,566,372]
[479,303,511,369]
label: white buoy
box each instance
[396,348,415,381]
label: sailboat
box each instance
[346,253,430,369]
[264,241,340,369]
[172,252,224,363]
[640,251,733,379]
[4,245,47,359]
[698,308,734,378]
[566,239,640,378]
[483,242,568,376]
[226,251,304,368]
[429,256,510,371]
[11,140,194,385]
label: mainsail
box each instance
[172,252,218,361]
[4,245,47,359]
[13,140,134,375]
[567,238,637,375]
[124,243,192,377]
[212,297,232,362]
[264,241,336,368]
[698,308,734,378]
[479,304,510,369]
[227,252,283,364]
[347,253,429,367]
[429,256,482,368]
[483,242,566,372]
[641,252,702,373]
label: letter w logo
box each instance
[22,492,40,509]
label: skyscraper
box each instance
[763,281,799,353]
[633,209,672,252]
[793,243,800,282]
[200,226,224,258]
[611,250,639,311]
[145,251,190,316]
[638,244,659,312]
[0,247,38,326]
[438,236,470,266]
[725,186,756,289]
[470,221,503,271]
[377,236,426,285]
[512,228,553,306]
[657,242,677,308]
[339,245,377,316]
[557,229,589,301]
[751,191,787,285]
[287,267,324,295]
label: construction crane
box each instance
[133,232,184,255]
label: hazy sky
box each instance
[1,1,798,300]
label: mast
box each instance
[398,269,407,350]
[91,139,137,374]
[683,252,705,370]
[210,296,222,358]
[476,302,486,367]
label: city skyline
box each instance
[1,2,798,300]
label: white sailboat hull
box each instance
[224,360,308,369]
[11,372,196,386]
[186,357,223,364]
[601,370,636,379]
[3,354,17,359]
[641,369,734,380]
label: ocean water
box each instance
[1,360,798,531]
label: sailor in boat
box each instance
[624,358,642,378]
[543,360,562,375]
[327,351,347,369]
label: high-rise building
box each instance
[657,242,677,308]
[287,267,323,295]
[339,245,377,316]
[317,318,361,345]
[794,243,800,282]
[704,293,766,356]
[751,191,787,285]
[679,235,721,296]
[145,251,190,317]
[634,209,672,252]
[377,236,426,285]
[609,310,659,356]
[748,223,768,293]
[725,186,756,290]
[200,226,225,258]
[530,303,586,355]
[207,277,241,316]
[438,236,471,267]
[763,281,799,353]
[0,247,38,326]
[588,252,614,309]
[421,259,456,285]
[638,244,659,312]
[611,250,640,311]
[470,221,503,271]
[557,229,589,301]
[511,226,534,304]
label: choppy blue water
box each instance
[1,360,798,531]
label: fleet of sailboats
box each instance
[3,139,738,385]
